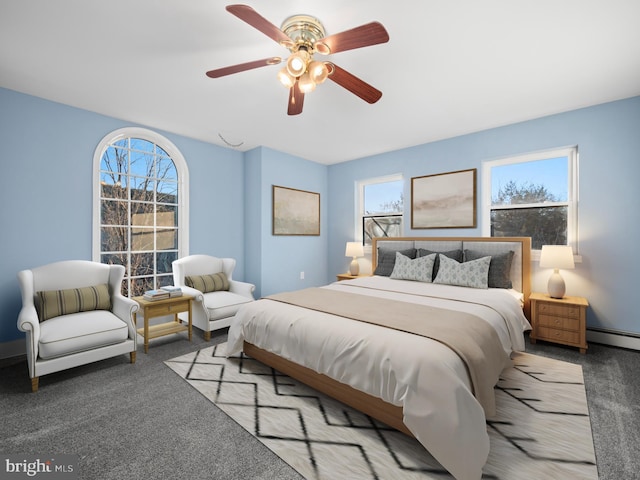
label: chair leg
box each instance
[130,351,136,364]
[204,330,211,342]
[31,377,39,393]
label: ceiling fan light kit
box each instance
[285,49,311,77]
[276,67,296,88]
[206,4,389,115]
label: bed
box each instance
[227,236,531,480]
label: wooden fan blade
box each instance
[226,4,292,46]
[287,82,304,115]
[316,22,389,55]
[327,63,382,104]
[206,57,281,78]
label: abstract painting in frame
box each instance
[411,168,477,229]
[272,185,320,236]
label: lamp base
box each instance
[349,258,360,276]
[547,269,566,299]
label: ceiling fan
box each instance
[206,4,390,115]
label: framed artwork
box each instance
[272,185,320,236]
[411,168,477,229]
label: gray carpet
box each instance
[525,337,640,479]
[1,331,638,480]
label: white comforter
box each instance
[227,276,531,480]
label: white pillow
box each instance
[433,254,491,289]
[390,252,437,283]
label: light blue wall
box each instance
[328,96,640,335]
[243,148,263,296]
[0,88,246,345]
[244,146,328,297]
[1,85,638,350]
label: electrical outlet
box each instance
[300,271,305,280]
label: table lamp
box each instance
[539,245,575,298]
[345,242,364,275]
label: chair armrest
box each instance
[17,305,41,361]
[229,280,255,299]
[112,294,139,339]
[180,286,205,303]
[17,305,40,337]
[112,294,139,321]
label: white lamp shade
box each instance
[345,242,364,258]
[539,245,575,270]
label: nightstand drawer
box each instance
[537,302,580,318]
[538,326,580,344]
[538,314,580,331]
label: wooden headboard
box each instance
[371,236,532,319]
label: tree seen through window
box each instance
[486,150,577,251]
[99,137,179,296]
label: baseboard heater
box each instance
[587,327,640,351]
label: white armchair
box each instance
[17,260,139,392]
[172,255,255,341]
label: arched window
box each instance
[93,127,189,297]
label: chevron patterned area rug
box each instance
[165,343,597,480]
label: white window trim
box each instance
[481,146,579,261]
[92,127,190,263]
[356,173,404,250]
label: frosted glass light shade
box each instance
[286,50,310,77]
[308,61,328,84]
[277,68,296,88]
[298,72,316,93]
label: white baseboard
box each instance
[587,329,640,351]
[0,338,26,360]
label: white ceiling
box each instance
[1,1,639,165]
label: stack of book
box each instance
[142,289,170,301]
[142,286,183,301]
[161,285,183,297]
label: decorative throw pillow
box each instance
[464,249,514,289]
[184,272,230,293]
[35,284,111,322]
[374,248,416,276]
[433,254,491,289]
[390,252,437,282]
[416,248,463,280]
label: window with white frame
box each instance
[358,175,404,245]
[93,128,189,297]
[482,147,578,252]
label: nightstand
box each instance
[529,292,588,353]
[336,273,368,281]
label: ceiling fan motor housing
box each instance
[280,15,328,54]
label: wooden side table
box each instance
[529,292,588,353]
[133,294,193,353]
[336,273,369,281]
